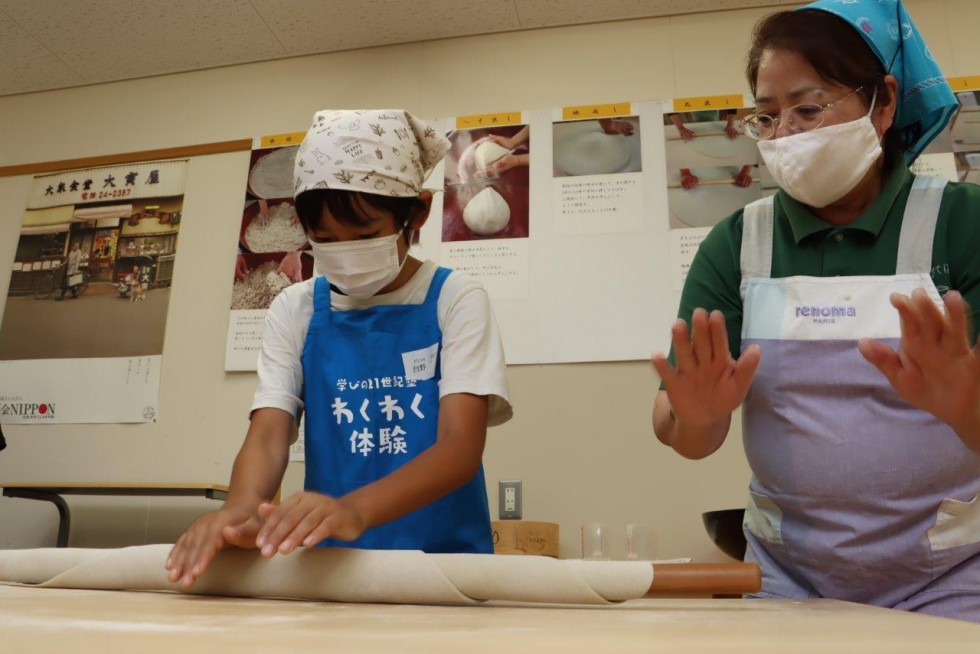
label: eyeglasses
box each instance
[740,86,866,140]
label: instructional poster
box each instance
[440,113,530,300]
[0,160,187,423]
[225,132,314,371]
[552,103,644,235]
[661,94,762,290]
[925,75,980,183]
[418,101,673,364]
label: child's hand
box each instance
[255,491,367,556]
[165,507,263,589]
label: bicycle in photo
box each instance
[33,269,90,300]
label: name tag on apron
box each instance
[403,343,439,381]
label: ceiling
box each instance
[0,0,801,97]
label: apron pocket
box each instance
[928,493,980,552]
[744,490,784,546]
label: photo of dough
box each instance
[552,116,641,177]
[240,199,306,253]
[230,252,312,310]
[247,145,299,200]
[663,108,759,170]
[443,124,530,242]
[667,165,763,229]
[463,187,511,235]
[473,141,511,172]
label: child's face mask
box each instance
[309,230,409,298]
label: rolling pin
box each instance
[645,562,761,596]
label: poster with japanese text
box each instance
[917,75,980,183]
[439,113,530,301]
[225,133,314,371]
[661,94,763,291]
[552,104,643,235]
[0,160,187,423]
[418,102,673,364]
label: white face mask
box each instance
[757,96,882,209]
[309,231,409,298]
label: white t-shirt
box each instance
[251,260,512,427]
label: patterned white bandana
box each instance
[294,109,450,198]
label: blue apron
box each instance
[301,267,492,553]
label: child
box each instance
[166,109,512,589]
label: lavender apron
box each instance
[738,176,980,620]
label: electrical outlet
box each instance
[498,480,522,519]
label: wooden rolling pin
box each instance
[665,130,733,141]
[645,562,761,596]
[667,178,758,189]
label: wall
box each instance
[0,0,976,562]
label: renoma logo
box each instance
[0,402,56,420]
[795,305,856,324]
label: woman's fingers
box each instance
[652,352,679,388]
[858,338,901,382]
[671,318,696,371]
[733,344,762,391]
[942,291,972,356]
[708,310,731,371]
[690,308,712,368]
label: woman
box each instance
[652,0,980,621]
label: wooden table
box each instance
[0,482,229,547]
[0,585,976,653]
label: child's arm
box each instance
[255,393,488,556]
[166,407,292,587]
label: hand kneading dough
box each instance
[0,545,654,607]
[463,187,511,235]
[555,131,631,176]
[473,141,511,171]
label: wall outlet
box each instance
[498,480,522,519]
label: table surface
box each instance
[1,585,976,653]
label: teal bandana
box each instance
[801,0,957,162]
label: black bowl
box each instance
[702,509,747,560]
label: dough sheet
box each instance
[0,545,653,606]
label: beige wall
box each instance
[0,0,976,561]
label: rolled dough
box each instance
[668,167,761,228]
[665,122,760,170]
[0,545,653,607]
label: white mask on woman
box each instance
[757,93,882,208]
[309,230,409,298]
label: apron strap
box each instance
[312,275,332,313]
[740,196,775,279]
[895,175,946,275]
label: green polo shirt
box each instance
[674,162,980,361]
